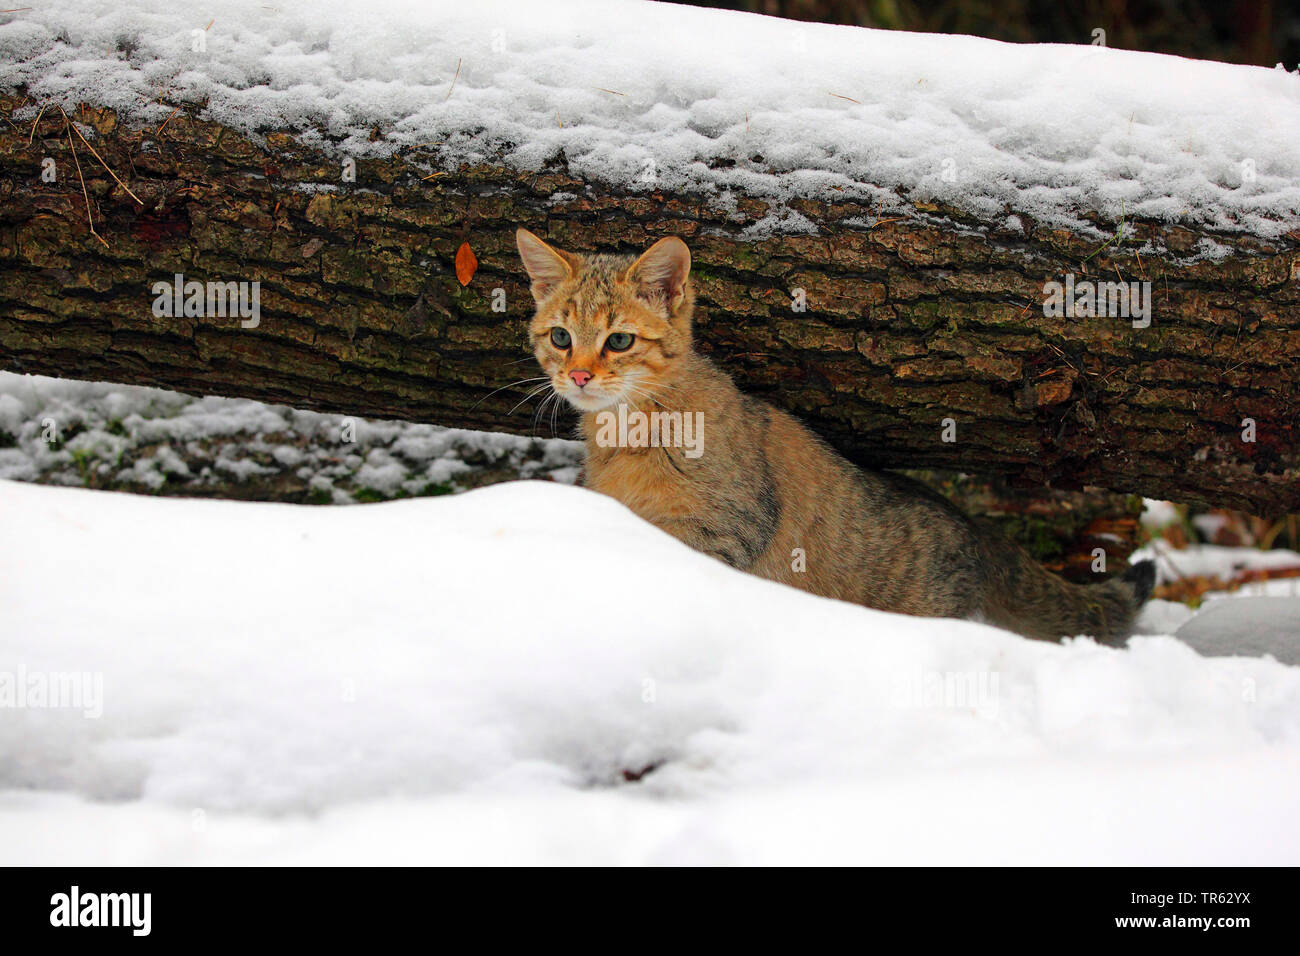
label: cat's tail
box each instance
[975,532,1156,644]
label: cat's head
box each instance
[516,229,694,413]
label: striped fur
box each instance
[516,229,1155,643]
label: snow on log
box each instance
[1,0,1298,512]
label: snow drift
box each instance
[2,478,1299,864]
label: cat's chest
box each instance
[583,444,702,522]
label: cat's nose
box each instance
[569,369,593,388]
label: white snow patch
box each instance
[1140,498,1180,531]
[1133,539,1300,586]
[2,478,1299,864]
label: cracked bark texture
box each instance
[1,97,1298,514]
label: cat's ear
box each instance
[516,228,576,303]
[627,237,691,312]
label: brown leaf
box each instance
[455,241,477,286]
[1033,375,1075,407]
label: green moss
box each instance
[994,515,1068,562]
[69,448,94,487]
[896,300,943,331]
[350,481,452,503]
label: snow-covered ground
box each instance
[3,0,1298,238]
[0,371,581,501]
[3,477,1299,864]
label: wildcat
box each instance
[515,228,1156,642]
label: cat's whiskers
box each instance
[620,382,672,412]
[530,388,572,438]
[472,376,551,413]
[530,389,558,434]
[507,382,555,416]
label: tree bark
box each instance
[2,96,1298,514]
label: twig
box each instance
[864,199,902,231]
[1082,200,1127,265]
[27,103,47,145]
[59,107,144,205]
[444,58,462,101]
[63,112,108,248]
[156,106,182,136]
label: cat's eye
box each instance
[550,327,571,349]
[605,332,635,352]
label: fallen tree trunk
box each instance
[1,97,1297,513]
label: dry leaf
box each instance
[455,241,477,286]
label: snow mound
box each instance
[2,0,1298,236]
[2,478,1300,864]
